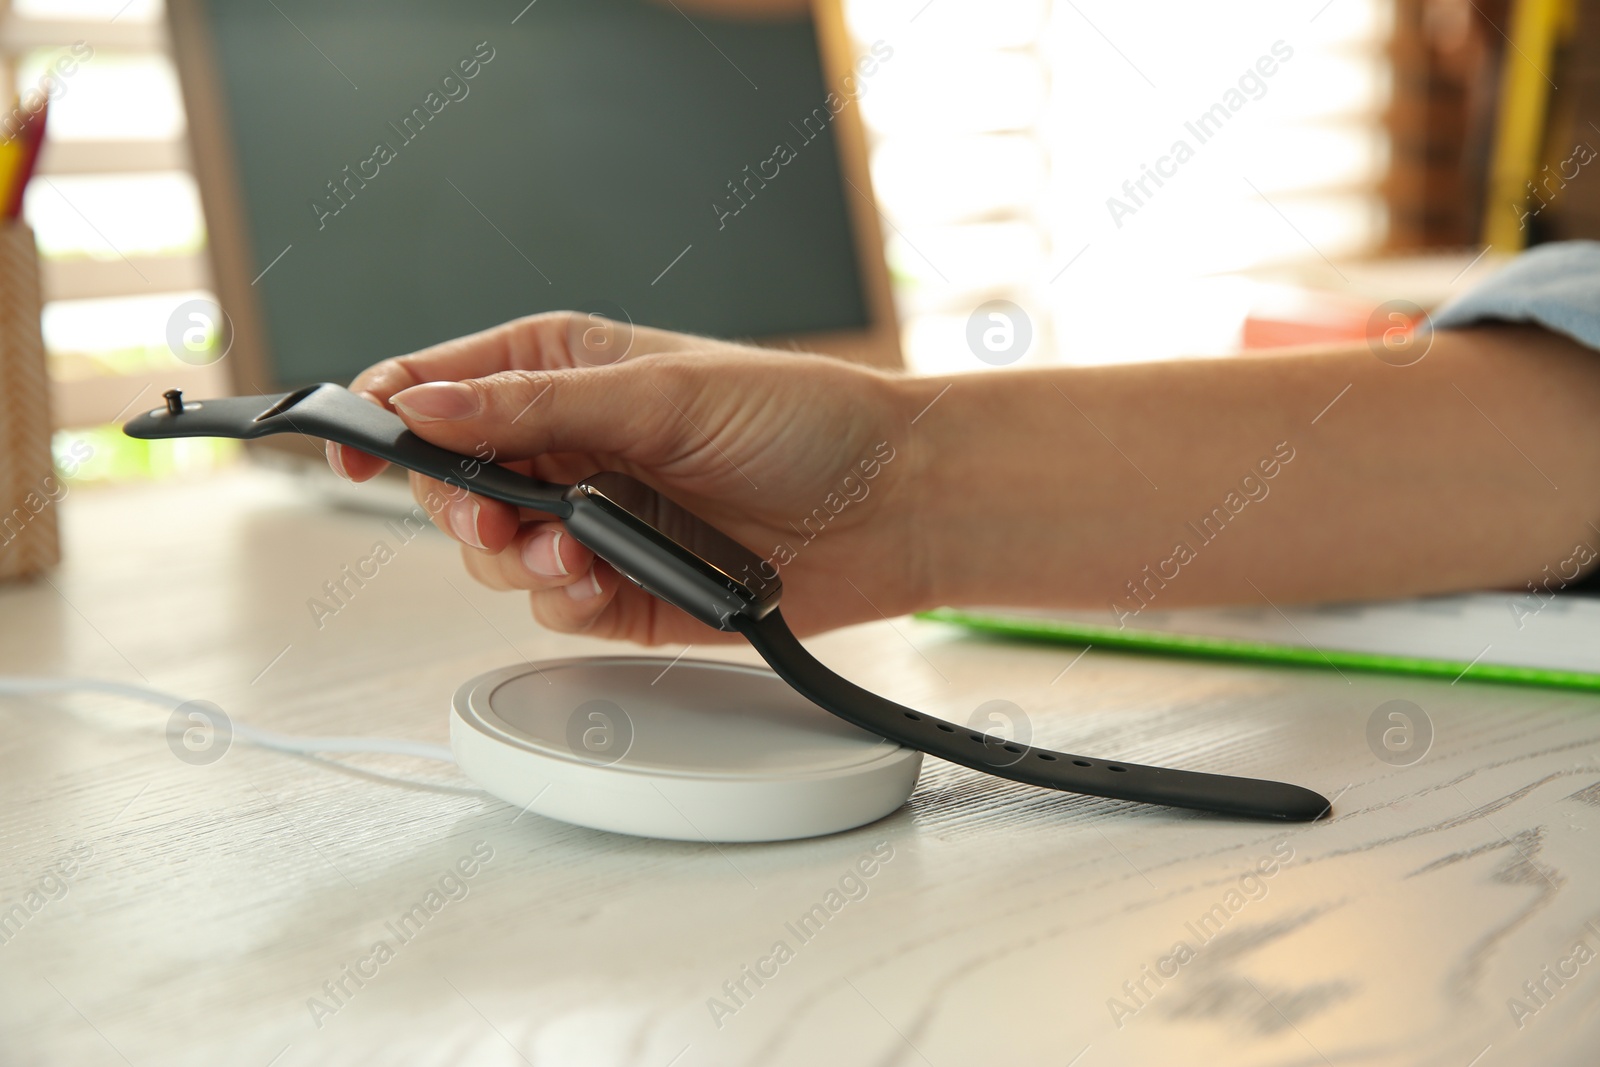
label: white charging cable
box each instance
[0,676,463,775]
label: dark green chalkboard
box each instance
[199,0,869,386]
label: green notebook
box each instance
[920,594,1600,692]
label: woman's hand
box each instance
[329,311,929,644]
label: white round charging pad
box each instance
[451,657,922,842]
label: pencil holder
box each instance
[0,220,59,581]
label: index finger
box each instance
[350,310,729,405]
[332,310,728,482]
[334,313,582,481]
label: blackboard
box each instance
[195,0,871,386]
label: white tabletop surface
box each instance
[2,467,1598,1067]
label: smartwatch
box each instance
[125,384,1331,821]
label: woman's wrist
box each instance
[888,370,1044,612]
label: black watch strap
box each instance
[734,608,1330,821]
[125,384,1331,823]
[123,384,572,515]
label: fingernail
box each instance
[393,381,480,421]
[522,529,569,577]
[565,567,603,601]
[449,498,485,549]
[325,441,349,480]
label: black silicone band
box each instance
[734,609,1330,821]
[124,384,1331,822]
[123,384,572,515]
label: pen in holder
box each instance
[0,218,59,581]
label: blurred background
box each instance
[3,0,1596,483]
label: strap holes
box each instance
[1037,753,1058,761]
[936,723,955,732]
[1003,744,1021,753]
[1108,765,1128,772]
[1072,759,1091,767]
[903,712,921,721]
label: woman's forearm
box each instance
[902,325,1600,614]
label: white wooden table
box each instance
[2,468,1598,1066]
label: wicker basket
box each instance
[0,220,59,581]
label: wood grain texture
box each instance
[1,470,1598,1066]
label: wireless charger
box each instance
[451,657,923,842]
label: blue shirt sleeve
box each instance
[1432,240,1600,593]
[1430,240,1600,351]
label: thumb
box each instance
[387,359,702,465]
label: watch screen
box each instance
[578,472,775,596]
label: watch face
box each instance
[577,472,779,601]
